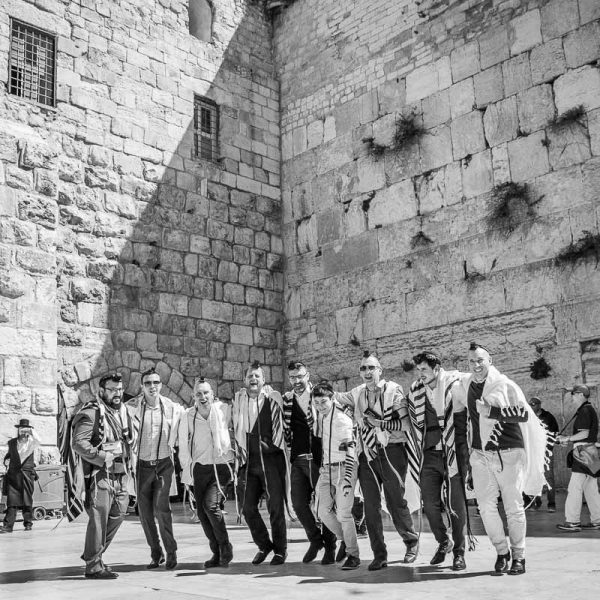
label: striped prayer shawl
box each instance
[404,371,462,506]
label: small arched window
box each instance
[189,0,213,42]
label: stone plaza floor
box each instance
[1,490,599,600]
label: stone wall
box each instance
[0,0,283,457]
[273,0,600,486]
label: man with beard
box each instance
[178,377,234,567]
[456,343,548,576]
[0,418,41,533]
[232,362,288,565]
[283,361,336,564]
[340,351,419,571]
[72,372,134,579]
[127,368,182,570]
[402,352,470,571]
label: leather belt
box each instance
[139,457,170,467]
[295,453,313,460]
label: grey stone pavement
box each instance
[1,490,599,600]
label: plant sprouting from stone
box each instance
[394,112,425,148]
[530,356,552,380]
[410,230,433,249]
[362,136,387,159]
[489,181,538,233]
[550,105,586,128]
[555,230,600,267]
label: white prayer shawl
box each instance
[17,430,41,464]
[463,365,548,496]
[177,401,233,486]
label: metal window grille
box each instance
[194,96,218,161]
[9,19,56,107]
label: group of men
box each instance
[4,342,597,580]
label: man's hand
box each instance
[475,399,490,416]
[104,451,115,468]
[556,435,570,445]
[364,414,382,428]
[342,481,352,497]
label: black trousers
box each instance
[137,457,177,557]
[420,449,467,557]
[290,456,336,548]
[359,443,418,560]
[193,463,231,555]
[238,452,287,555]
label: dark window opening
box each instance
[194,96,219,162]
[189,0,213,42]
[8,19,56,107]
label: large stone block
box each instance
[451,41,479,83]
[451,111,486,160]
[422,90,450,129]
[554,66,600,113]
[518,84,555,134]
[406,58,450,103]
[368,179,417,228]
[449,79,474,119]
[462,150,493,198]
[479,27,509,70]
[563,21,600,69]
[420,125,453,172]
[0,386,32,414]
[158,293,188,316]
[355,157,386,193]
[502,54,532,97]
[507,131,550,181]
[547,122,592,170]
[541,0,580,41]
[509,10,542,56]
[580,0,600,23]
[474,66,504,109]
[483,97,519,147]
[530,38,567,86]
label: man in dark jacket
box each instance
[1,418,41,533]
[71,372,133,579]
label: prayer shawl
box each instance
[463,365,548,496]
[282,384,318,447]
[177,401,233,486]
[232,385,285,468]
[67,399,134,522]
[403,369,467,515]
[126,394,182,495]
[347,379,400,460]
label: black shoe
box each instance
[252,547,273,565]
[335,541,347,563]
[165,552,177,570]
[270,552,287,566]
[219,542,233,567]
[204,554,220,568]
[508,558,525,575]
[321,547,336,565]
[494,552,511,573]
[452,555,466,571]
[341,555,361,570]
[0,526,13,534]
[303,540,324,563]
[368,558,388,571]
[404,542,419,564]
[147,554,166,569]
[24,524,32,531]
[85,569,118,579]
[430,540,453,565]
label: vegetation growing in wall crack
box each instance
[550,105,586,128]
[488,181,537,233]
[463,260,485,283]
[555,230,600,267]
[410,230,433,249]
[362,137,387,159]
[529,356,552,380]
[393,113,425,148]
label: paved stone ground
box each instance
[1,490,599,600]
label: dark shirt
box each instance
[248,398,282,462]
[423,398,442,450]
[290,399,311,460]
[468,380,524,450]
[538,408,559,434]
[572,402,599,442]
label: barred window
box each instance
[8,19,56,107]
[194,96,218,161]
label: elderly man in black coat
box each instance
[1,418,41,533]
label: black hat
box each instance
[15,418,33,429]
[565,384,591,398]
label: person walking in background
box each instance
[556,385,600,531]
[0,418,41,533]
[527,396,559,512]
[178,377,234,568]
[127,368,182,570]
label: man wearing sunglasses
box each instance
[340,352,418,571]
[127,368,183,571]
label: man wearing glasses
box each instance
[127,368,182,570]
[340,351,418,571]
[282,361,336,564]
[71,372,134,579]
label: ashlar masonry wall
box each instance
[0,0,283,457]
[274,0,600,485]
